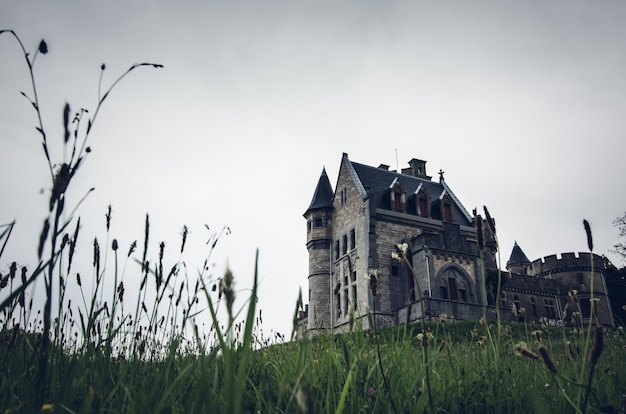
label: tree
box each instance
[603,256,626,326]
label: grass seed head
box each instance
[583,219,593,251]
[538,346,558,374]
[590,326,605,366]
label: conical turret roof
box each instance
[304,168,334,216]
[506,241,531,268]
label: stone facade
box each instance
[300,153,614,335]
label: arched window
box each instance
[437,267,473,303]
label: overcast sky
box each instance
[2,1,626,338]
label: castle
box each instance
[300,153,614,335]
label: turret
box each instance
[506,241,531,275]
[304,168,334,332]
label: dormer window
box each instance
[389,178,406,213]
[440,195,453,222]
[415,185,430,218]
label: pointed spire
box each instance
[304,168,334,216]
[506,241,531,269]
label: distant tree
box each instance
[613,212,626,261]
[603,256,626,326]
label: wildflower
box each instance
[532,330,543,343]
[391,251,401,261]
[568,290,579,303]
[397,242,408,254]
[112,239,118,251]
[366,387,375,396]
[439,313,448,324]
[41,403,54,412]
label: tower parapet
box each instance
[528,252,605,277]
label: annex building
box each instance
[299,153,614,335]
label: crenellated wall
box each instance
[528,252,604,277]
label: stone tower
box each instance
[303,168,334,331]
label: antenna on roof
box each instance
[395,148,399,171]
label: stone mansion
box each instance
[300,153,614,334]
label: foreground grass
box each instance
[1,318,625,413]
[1,30,624,413]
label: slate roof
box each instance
[507,241,531,268]
[348,157,474,226]
[304,168,334,216]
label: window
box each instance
[335,240,340,260]
[530,297,537,317]
[418,196,429,217]
[394,190,403,212]
[391,263,400,277]
[352,285,357,309]
[513,294,521,311]
[340,188,347,206]
[440,285,448,300]
[307,220,312,232]
[343,288,349,316]
[443,200,453,222]
[314,218,323,228]
[458,281,467,302]
[544,299,557,319]
[408,273,416,302]
[350,229,356,250]
[448,277,458,300]
[342,234,348,255]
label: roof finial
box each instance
[438,169,445,181]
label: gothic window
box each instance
[438,267,472,303]
[350,228,356,250]
[439,283,448,300]
[352,285,357,309]
[340,187,347,206]
[342,234,348,255]
[448,277,458,300]
[458,280,467,302]
[513,294,521,311]
[335,240,340,260]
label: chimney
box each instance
[378,164,390,171]
[401,158,431,180]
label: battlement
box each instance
[529,252,604,276]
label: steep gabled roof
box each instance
[347,156,474,226]
[507,241,531,268]
[304,167,334,216]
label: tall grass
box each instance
[1,31,624,413]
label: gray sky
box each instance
[2,1,626,338]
